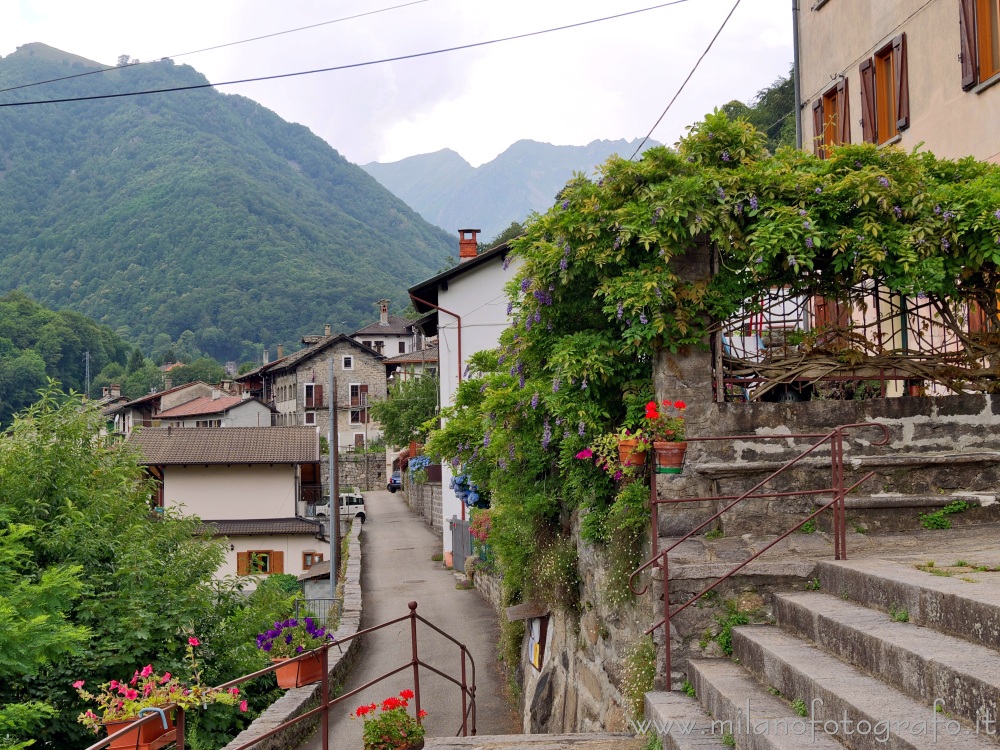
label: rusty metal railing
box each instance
[628,423,890,684]
[83,601,476,750]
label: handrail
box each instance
[628,422,890,685]
[82,601,476,750]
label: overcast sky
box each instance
[3,0,793,167]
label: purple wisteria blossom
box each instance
[542,420,552,450]
[934,205,942,215]
[479,383,487,394]
[749,195,759,211]
[521,277,531,292]
[509,443,516,459]
[562,200,570,209]
[560,257,569,271]
[799,209,807,216]
[893,206,902,218]
[580,378,588,390]
[498,458,507,470]
[483,432,491,447]
[616,302,624,320]
[805,237,814,249]
[506,302,513,315]
[552,378,561,392]
[878,176,890,188]
[451,457,461,468]
[720,150,731,162]
[502,255,511,270]
[639,313,648,325]
[942,238,951,250]
[994,209,1000,220]
[717,188,726,199]
[519,374,525,389]
[555,417,563,426]
[578,422,586,436]
[531,392,539,409]
[803,221,811,229]
[788,256,799,268]
[815,187,823,194]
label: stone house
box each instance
[106,381,216,436]
[351,299,424,357]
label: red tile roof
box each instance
[156,395,248,418]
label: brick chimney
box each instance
[378,299,390,325]
[277,343,284,359]
[324,324,332,336]
[458,229,480,263]
[110,383,121,399]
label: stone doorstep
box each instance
[730,626,997,750]
[773,591,1000,728]
[644,691,730,749]
[687,658,844,750]
[424,733,645,750]
[812,493,997,509]
[817,558,1000,651]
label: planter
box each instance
[273,652,324,688]
[653,441,688,474]
[617,438,647,467]
[105,711,174,750]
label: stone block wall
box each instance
[403,480,443,535]
[320,453,387,494]
[221,521,364,750]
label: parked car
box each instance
[387,471,402,493]
[315,492,366,524]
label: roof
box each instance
[408,242,510,313]
[155,396,272,419]
[198,518,326,538]
[353,315,417,336]
[298,558,332,581]
[128,426,320,465]
[248,335,383,378]
[113,381,210,410]
[382,346,439,365]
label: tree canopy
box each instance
[369,373,439,448]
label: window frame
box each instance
[978,0,1000,82]
[302,551,323,569]
[304,411,317,426]
[813,78,850,158]
[860,34,909,145]
[398,341,406,354]
[342,355,353,370]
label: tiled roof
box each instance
[298,559,332,580]
[353,315,416,336]
[112,381,210,410]
[382,347,439,364]
[156,396,257,419]
[128,426,319,464]
[198,518,326,537]
[256,335,383,377]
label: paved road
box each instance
[301,489,520,750]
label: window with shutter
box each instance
[812,100,824,156]
[859,59,877,143]
[835,78,851,146]
[314,383,323,408]
[271,551,284,574]
[861,34,910,145]
[237,551,249,576]
[961,0,979,88]
[893,34,910,129]
[978,0,1000,81]
[817,81,850,158]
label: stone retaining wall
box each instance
[221,521,364,750]
[404,480,443,534]
[471,569,504,614]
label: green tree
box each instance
[369,373,439,448]
[125,348,146,375]
[122,362,164,399]
[478,221,525,252]
[169,357,225,387]
[721,69,795,153]
[0,351,46,427]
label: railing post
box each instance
[321,644,330,750]
[836,429,847,560]
[662,550,671,690]
[650,467,659,562]
[460,645,468,736]
[176,708,185,750]
[409,601,422,723]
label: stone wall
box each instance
[222,520,364,750]
[472,569,504,614]
[403,479,443,535]
[320,453,387,494]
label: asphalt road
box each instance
[301,489,520,749]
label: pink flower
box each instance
[130,671,139,685]
[188,637,201,647]
[575,448,593,459]
[125,689,139,701]
[240,700,248,712]
[109,680,119,689]
[140,664,153,678]
[229,687,240,696]
[72,680,85,689]
[160,673,171,683]
[144,684,153,697]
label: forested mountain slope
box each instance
[0,44,456,361]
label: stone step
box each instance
[773,590,1000,728]
[644,691,731,749]
[690,451,1000,480]
[812,493,997,509]
[817,558,1000,651]
[687,658,844,750]
[424,734,645,750]
[731,625,996,749]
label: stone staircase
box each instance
[646,556,1000,749]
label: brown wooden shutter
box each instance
[960,0,978,89]
[355,433,364,448]
[314,383,323,408]
[237,551,249,576]
[836,78,851,145]
[893,34,910,129]
[812,99,824,156]
[271,551,284,574]
[859,58,877,143]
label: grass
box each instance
[682,680,696,698]
[721,732,736,747]
[791,698,808,717]
[889,605,909,623]
[431,553,443,562]
[704,528,724,540]
[918,500,970,530]
[805,578,821,591]
[798,519,816,534]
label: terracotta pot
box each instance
[273,652,324,688]
[653,441,688,474]
[105,710,174,750]
[617,438,647,467]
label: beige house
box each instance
[155,394,275,428]
[128,426,327,582]
[797,0,1000,163]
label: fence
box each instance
[294,598,342,629]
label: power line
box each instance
[0,0,432,96]
[0,0,695,109]
[630,0,742,160]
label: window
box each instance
[350,383,369,407]
[302,551,323,569]
[304,411,316,426]
[237,550,284,575]
[362,340,372,349]
[350,408,368,424]
[195,419,221,427]
[304,382,323,407]
[812,79,850,157]
[354,433,365,448]
[399,342,406,354]
[961,0,1000,88]
[860,34,909,144]
[342,355,353,370]
[373,341,384,354]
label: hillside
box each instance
[362,138,657,238]
[0,43,456,362]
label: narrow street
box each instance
[301,489,520,749]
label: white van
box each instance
[315,491,366,524]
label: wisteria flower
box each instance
[878,176,890,188]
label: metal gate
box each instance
[449,516,473,573]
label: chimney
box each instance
[110,384,121,399]
[163,376,172,391]
[263,349,270,365]
[378,299,390,325]
[212,389,221,400]
[458,228,480,263]
[324,324,332,336]
[277,343,284,358]
[102,386,110,398]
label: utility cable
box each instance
[630,0,742,160]
[0,0,432,95]
[0,0,695,108]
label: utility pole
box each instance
[328,357,340,602]
[84,351,91,399]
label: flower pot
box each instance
[653,441,688,474]
[617,438,647,467]
[105,711,174,750]
[273,652,324,688]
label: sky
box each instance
[3,0,793,167]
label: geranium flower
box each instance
[188,637,201,647]
[575,448,593,459]
[240,700,248,712]
[73,680,85,689]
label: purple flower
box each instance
[803,221,810,228]
[878,176,890,188]
[616,302,624,319]
[498,458,507,469]
[799,210,807,216]
[942,238,951,250]
[805,237,814,249]
[562,200,570,209]
[717,188,726,199]
[534,311,541,323]
[564,243,571,255]
[578,422,586,436]
[580,378,587,389]
[639,313,648,324]
[749,195,759,211]
[555,417,563,426]
[815,187,823,194]
[855,160,863,168]
[542,420,552,450]
[531,392,539,409]
[521,278,531,292]
[788,255,798,268]
[502,255,511,270]
[613,236,621,250]
[943,211,954,220]
[994,209,1000,221]
[509,443,516,459]
[451,456,460,468]
[519,374,525,389]
[613,469,623,481]
[506,302,513,315]
[479,383,487,394]
[560,257,568,270]
[483,433,490,447]
[720,150,731,162]
[934,205,942,215]
[552,378,561,392]
[893,206,902,218]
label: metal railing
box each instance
[628,423,890,684]
[294,598,342,628]
[83,601,476,750]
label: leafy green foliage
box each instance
[0,46,455,362]
[621,636,657,720]
[168,357,227,387]
[368,374,439,448]
[919,500,970,529]
[0,386,290,747]
[721,69,795,153]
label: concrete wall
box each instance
[222,521,364,750]
[799,0,1000,163]
[164,464,296,519]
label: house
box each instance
[128,426,328,582]
[383,342,439,383]
[155,393,275,428]
[235,333,387,450]
[408,228,522,563]
[795,0,1000,163]
[106,381,216,436]
[351,299,424,357]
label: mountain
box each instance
[362,138,658,240]
[0,43,457,362]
